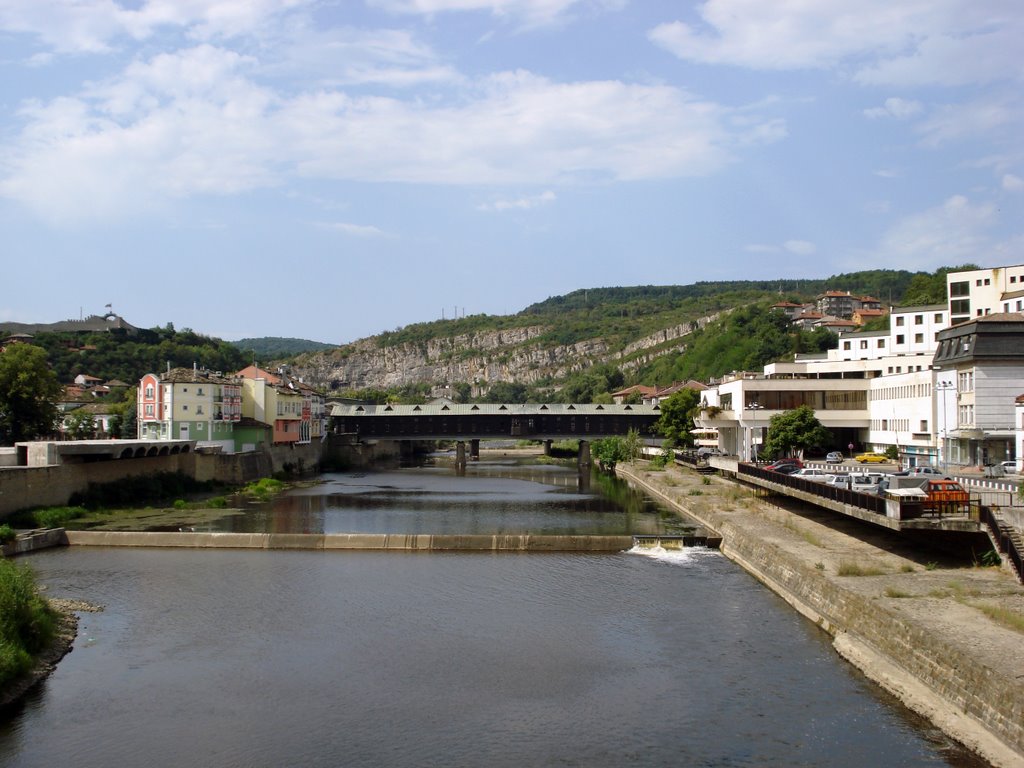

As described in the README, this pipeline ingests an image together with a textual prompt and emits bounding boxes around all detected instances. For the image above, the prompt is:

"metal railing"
[738,463,887,515]
[978,507,1023,583]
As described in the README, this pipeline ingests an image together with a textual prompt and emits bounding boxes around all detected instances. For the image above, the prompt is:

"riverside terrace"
[696,456,1022,581]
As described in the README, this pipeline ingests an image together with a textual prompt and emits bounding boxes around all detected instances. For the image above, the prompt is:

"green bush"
[11,506,87,529]
[0,524,15,544]
[0,559,57,688]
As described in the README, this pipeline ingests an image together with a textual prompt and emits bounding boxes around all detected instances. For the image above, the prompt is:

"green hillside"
[229,337,335,361]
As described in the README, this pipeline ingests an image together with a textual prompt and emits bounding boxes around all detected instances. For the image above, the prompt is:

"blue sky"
[1,1,1021,344]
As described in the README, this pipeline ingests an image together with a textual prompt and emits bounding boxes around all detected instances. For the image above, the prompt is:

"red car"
[765,458,804,472]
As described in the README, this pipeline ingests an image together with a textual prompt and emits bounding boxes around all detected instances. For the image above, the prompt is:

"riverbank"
[0,598,100,711]
[616,461,1024,768]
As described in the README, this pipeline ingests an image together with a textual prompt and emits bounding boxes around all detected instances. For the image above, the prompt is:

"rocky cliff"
[294,313,723,392]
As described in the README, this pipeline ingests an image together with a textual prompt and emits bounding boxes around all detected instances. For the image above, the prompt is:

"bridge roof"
[329,403,661,418]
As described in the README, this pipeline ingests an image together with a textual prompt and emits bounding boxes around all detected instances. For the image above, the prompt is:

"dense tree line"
[230,337,334,360]
[31,325,248,386]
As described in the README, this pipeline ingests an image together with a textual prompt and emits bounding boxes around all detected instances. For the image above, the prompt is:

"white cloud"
[317,221,391,238]
[367,0,620,27]
[783,239,815,255]
[915,94,1020,147]
[863,97,922,120]
[1,53,782,222]
[743,244,779,253]
[478,189,556,211]
[0,0,312,54]
[649,1,1024,87]
[1003,173,1024,192]
[872,194,997,269]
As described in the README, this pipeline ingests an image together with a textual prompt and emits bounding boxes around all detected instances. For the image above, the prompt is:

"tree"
[655,388,702,447]
[761,405,832,460]
[65,408,97,440]
[0,344,63,445]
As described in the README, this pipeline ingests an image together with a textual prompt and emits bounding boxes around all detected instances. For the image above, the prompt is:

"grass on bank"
[0,559,57,690]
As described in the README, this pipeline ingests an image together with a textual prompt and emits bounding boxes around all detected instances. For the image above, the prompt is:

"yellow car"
[855,452,888,463]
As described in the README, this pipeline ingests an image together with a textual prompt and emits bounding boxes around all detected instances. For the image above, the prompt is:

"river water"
[0,458,984,767]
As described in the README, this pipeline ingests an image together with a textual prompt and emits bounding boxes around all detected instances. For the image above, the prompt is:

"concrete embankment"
[64,530,637,552]
[617,464,1024,768]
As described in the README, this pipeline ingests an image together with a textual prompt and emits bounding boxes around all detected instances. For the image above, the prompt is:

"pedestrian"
[848,442,854,458]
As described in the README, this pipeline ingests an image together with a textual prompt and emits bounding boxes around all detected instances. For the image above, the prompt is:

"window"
[196,406,204,415]
[950,281,969,297]
[182,405,188,411]
[145,405,154,416]
[914,333,924,344]
[843,341,851,350]
[145,385,154,399]
[896,334,905,344]
[914,314,923,324]
[895,316,905,326]
[984,278,991,286]
[877,339,885,348]
[859,340,868,349]
[934,313,943,323]
[1011,276,1018,284]
[950,299,970,315]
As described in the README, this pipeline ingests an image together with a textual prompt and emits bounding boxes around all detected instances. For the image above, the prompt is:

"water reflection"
[206,459,693,537]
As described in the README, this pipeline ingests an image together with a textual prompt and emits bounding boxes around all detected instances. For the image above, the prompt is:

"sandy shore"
[617,460,1024,768]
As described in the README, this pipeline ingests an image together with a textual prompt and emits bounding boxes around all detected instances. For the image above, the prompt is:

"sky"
[1,1,1022,345]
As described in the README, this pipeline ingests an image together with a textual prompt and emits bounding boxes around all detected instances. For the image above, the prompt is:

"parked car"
[697,447,723,458]
[849,473,886,492]
[906,467,949,477]
[855,452,889,464]
[825,451,844,464]
[824,473,851,488]
[791,468,831,482]
[771,464,802,475]
[764,458,803,471]
[1000,460,1019,474]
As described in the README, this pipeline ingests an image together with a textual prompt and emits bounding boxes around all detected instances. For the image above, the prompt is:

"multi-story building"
[946,263,1024,325]
[137,368,242,450]
[932,313,1024,467]
[236,365,307,445]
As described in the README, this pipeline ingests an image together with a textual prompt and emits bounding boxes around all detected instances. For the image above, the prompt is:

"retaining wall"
[0,440,328,519]
[618,467,1024,767]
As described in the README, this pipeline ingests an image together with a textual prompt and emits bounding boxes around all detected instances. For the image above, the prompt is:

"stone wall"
[0,440,332,518]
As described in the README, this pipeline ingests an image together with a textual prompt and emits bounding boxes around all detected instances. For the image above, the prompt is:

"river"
[0,457,985,767]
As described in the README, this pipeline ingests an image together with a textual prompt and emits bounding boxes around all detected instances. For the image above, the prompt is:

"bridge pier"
[577,440,591,469]
[470,439,480,461]
[543,439,553,456]
[455,441,467,472]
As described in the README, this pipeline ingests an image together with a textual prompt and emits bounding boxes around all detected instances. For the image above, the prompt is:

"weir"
[632,533,722,550]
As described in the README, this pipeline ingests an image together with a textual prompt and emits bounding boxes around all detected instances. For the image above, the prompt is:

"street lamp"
[745,401,765,463]
[936,380,955,472]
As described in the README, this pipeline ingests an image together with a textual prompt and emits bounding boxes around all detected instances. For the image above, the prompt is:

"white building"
[695,266,1023,469]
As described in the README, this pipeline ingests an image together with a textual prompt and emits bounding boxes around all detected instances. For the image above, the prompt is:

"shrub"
[0,524,15,544]
[11,506,87,529]
[0,559,57,688]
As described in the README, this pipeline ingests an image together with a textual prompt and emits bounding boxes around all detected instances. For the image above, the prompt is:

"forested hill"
[292,267,957,398]
[229,337,334,360]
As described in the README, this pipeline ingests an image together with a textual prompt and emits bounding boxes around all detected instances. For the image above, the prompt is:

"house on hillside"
[610,385,657,404]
